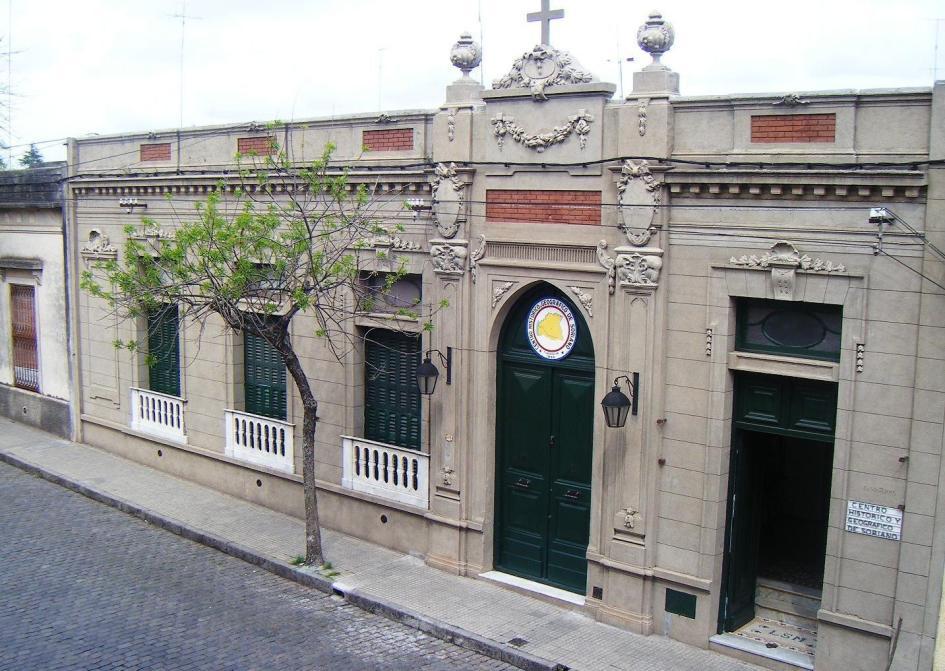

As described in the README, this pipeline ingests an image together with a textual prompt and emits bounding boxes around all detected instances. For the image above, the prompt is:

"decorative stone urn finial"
[450,32,482,79]
[636,10,675,69]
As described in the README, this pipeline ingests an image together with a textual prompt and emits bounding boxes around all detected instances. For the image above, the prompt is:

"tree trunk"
[281,343,324,566]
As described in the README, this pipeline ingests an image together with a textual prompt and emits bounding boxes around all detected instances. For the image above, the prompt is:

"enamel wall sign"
[527,298,577,360]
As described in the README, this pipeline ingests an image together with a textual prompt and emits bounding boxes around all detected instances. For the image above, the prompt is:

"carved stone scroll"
[596,240,616,295]
[469,234,486,283]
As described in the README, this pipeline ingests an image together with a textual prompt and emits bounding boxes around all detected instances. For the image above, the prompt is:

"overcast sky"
[3,0,944,164]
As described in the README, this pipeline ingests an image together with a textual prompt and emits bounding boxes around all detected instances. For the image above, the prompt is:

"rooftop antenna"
[169,1,202,128]
[607,34,635,99]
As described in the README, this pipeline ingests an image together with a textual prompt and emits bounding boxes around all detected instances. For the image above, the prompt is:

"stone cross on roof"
[527,0,564,46]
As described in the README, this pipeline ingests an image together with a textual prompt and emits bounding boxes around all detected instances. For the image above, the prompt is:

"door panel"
[497,364,551,578]
[547,371,593,592]
[721,430,762,632]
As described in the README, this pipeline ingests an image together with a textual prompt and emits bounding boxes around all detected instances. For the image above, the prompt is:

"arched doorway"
[494,284,595,594]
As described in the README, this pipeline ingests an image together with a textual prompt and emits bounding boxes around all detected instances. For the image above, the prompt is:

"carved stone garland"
[492,45,594,101]
[616,159,662,246]
[491,110,593,153]
[429,163,466,239]
[446,108,457,142]
[730,240,846,301]
[638,98,649,136]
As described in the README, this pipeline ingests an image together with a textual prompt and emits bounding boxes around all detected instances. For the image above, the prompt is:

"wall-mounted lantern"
[416,347,452,395]
[601,373,639,428]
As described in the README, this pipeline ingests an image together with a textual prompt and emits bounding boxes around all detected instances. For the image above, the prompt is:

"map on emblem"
[527,298,577,360]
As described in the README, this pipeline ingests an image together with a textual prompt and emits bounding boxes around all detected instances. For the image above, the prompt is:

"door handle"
[514,478,530,489]
[565,489,580,500]
[548,435,556,449]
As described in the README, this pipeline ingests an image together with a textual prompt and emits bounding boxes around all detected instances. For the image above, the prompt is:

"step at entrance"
[755,578,821,623]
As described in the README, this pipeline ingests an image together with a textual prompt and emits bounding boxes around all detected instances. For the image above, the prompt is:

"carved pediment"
[492,45,594,100]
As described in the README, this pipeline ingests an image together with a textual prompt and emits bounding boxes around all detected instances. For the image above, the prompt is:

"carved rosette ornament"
[492,45,594,100]
[637,11,675,67]
[730,240,846,301]
[617,159,662,246]
[491,110,593,153]
[450,32,482,79]
[430,241,468,274]
[429,163,466,239]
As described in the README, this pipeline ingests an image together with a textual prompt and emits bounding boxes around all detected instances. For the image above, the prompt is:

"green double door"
[495,287,594,594]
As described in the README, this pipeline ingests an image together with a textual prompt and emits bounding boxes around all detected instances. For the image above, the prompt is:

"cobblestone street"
[0,462,516,671]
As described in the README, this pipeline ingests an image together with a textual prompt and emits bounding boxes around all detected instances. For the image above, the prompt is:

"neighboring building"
[0,162,72,438]
[65,11,944,671]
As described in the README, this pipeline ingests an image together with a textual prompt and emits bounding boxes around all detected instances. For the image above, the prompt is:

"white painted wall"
[0,208,70,401]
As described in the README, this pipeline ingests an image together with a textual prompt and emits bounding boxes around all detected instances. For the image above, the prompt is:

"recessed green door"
[495,286,594,594]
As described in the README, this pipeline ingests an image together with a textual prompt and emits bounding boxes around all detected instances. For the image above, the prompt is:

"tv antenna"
[169,1,202,128]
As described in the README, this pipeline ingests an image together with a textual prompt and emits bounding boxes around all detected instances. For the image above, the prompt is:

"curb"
[0,450,568,671]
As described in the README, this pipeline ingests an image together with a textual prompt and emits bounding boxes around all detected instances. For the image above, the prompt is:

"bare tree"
[82,142,427,566]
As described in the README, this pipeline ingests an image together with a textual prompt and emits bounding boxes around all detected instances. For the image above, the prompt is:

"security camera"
[869,207,894,224]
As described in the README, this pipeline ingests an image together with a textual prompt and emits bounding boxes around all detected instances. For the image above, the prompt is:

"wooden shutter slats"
[364,330,421,450]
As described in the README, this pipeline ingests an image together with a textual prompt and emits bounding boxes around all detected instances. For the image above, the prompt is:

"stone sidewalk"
[0,417,760,671]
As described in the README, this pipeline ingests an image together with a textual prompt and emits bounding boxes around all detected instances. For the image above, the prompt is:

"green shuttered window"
[245,329,287,421]
[364,330,421,450]
[147,304,181,397]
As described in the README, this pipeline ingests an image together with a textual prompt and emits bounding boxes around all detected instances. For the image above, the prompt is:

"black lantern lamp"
[415,347,452,395]
[601,373,639,428]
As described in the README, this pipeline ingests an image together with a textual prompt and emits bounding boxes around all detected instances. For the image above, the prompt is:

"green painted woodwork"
[147,304,180,397]
[364,329,421,451]
[734,372,837,439]
[736,298,842,361]
[495,285,594,594]
[244,328,286,421]
[720,371,837,633]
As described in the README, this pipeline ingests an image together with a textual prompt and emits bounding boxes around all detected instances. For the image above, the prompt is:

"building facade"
[66,12,944,671]
[0,162,73,438]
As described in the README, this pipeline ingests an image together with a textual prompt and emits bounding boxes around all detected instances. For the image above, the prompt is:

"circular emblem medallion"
[526,298,577,360]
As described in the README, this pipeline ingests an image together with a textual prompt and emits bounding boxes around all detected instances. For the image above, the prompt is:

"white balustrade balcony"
[225,409,295,474]
[130,387,187,443]
[341,435,429,509]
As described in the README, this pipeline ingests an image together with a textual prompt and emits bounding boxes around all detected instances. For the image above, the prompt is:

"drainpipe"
[63,138,82,442]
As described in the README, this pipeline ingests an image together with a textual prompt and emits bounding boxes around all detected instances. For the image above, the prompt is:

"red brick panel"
[140,143,171,162]
[751,113,836,143]
[486,190,601,225]
[362,128,414,152]
[237,136,276,155]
